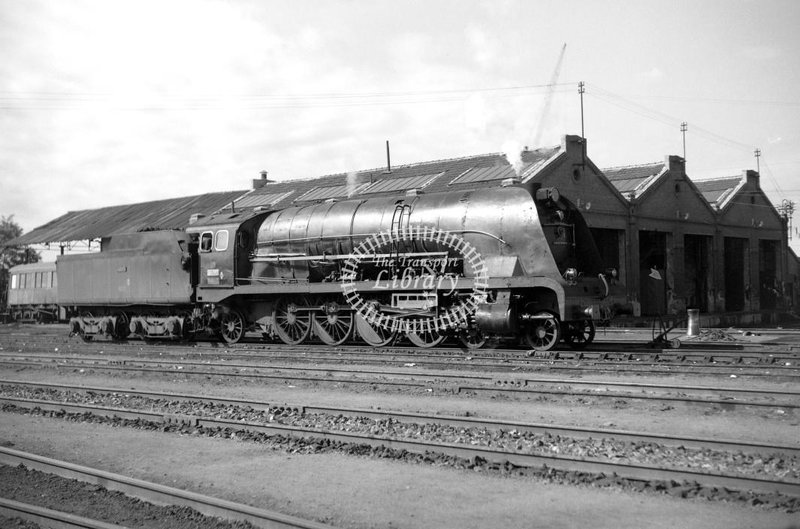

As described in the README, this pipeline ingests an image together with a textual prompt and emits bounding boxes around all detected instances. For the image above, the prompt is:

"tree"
[1,215,41,312]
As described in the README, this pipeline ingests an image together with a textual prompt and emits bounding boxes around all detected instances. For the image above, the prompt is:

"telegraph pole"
[680,122,688,161]
[780,199,795,240]
[754,148,761,174]
[578,81,586,168]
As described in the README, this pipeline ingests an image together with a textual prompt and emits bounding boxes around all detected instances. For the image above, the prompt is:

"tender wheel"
[112,312,130,341]
[405,318,446,348]
[273,297,312,345]
[313,301,354,346]
[524,312,561,351]
[566,319,595,349]
[219,309,246,344]
[355,313,397,347]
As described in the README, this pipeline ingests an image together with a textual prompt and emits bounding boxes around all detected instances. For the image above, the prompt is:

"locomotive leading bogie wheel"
[312,302,354,346]
[354,313,397,347]
[273,297,312,345]
[219,309,246,344]
[524,312,561,351]
[566,319,595,349]
[405,318,446,348]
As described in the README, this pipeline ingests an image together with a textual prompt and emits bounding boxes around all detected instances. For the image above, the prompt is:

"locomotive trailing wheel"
[313,301,354,346]
[566,319,595,349]
[219,309,246,344]
[458,325,488,350]
[273,297,312,345]
[354,313,397,347]
[405,318,446,348]
[524,312,561,351]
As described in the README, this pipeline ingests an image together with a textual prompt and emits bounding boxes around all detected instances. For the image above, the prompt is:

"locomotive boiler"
[64,182,622,350]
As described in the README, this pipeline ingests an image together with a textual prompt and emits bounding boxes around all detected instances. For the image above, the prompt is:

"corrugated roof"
[7,190,247,246]
[7,145,563,247]
[693,176,742,206]
[604,162,665,198]
[234,146,561,212]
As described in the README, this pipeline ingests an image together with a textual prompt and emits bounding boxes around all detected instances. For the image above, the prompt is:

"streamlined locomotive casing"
[253,186,564,280]
[247,185,615,331]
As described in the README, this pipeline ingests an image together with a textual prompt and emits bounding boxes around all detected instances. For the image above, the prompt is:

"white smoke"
[346,171,359,197]
[501,139,525,176]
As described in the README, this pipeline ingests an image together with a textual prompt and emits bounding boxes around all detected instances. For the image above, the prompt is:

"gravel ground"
[0,465,257,529]
[2,384,797,484]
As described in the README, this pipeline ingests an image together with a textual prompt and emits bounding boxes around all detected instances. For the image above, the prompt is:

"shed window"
[10,274,17,289]
[200,232,213,252]
[214,230,229,252]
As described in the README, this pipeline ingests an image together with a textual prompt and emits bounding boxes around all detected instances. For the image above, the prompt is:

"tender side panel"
[57,231,192,306]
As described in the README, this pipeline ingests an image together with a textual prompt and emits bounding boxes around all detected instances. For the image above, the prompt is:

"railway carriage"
[62,181,624,350]
[5,262,60,323]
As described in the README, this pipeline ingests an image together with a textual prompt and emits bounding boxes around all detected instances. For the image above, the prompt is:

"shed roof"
[693,176,742,208]
[226,146,561,213]
[603,162,665,199]
[7,190,247,246]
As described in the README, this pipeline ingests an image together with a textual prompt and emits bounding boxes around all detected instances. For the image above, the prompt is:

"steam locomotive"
[52,183,621,350]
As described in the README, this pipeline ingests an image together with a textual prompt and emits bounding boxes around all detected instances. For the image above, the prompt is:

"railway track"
[1,354,797,411]
[1,381,798,502]
[0,447,332,529]
[3,345,799,382]
[3,328,800,367]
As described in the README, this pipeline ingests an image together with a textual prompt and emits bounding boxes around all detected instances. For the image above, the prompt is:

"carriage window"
[200,232,213,252]
[51,271,57,288]
[10,274,17,289]
[43,272,51,289]
[214,230,229,251]
[35,272,41,288]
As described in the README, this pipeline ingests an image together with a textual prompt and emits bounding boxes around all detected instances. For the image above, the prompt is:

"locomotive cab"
[187,210,269,304]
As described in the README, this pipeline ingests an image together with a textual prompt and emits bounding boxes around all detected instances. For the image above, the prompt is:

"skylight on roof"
[234,191,294,208]
[295,183,368,202]
[448,165,516,185]
[362,172,442,194]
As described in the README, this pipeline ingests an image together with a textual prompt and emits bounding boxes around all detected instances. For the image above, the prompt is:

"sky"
[2,0,800,257]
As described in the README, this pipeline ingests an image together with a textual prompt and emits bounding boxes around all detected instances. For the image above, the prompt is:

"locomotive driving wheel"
[354,313,397,347]
[565,319,595,349]
[273,297,312,345]
[313,300,354,346]
[524,311,561,351]
[219,309,246,344]
[405,318,446,348]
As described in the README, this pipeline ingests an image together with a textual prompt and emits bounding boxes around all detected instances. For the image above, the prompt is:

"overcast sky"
[2,0,799,254]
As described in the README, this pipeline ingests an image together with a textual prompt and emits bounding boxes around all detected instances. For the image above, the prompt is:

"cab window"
[200,232,213,252]
[214,230,229,251]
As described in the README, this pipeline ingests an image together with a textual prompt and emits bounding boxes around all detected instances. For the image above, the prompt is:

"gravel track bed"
[0,465,258,529]
[2,384,798,484]
[2,403,798,513]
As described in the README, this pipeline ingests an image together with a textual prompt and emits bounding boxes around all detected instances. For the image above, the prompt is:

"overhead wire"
[0,83,576,111]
